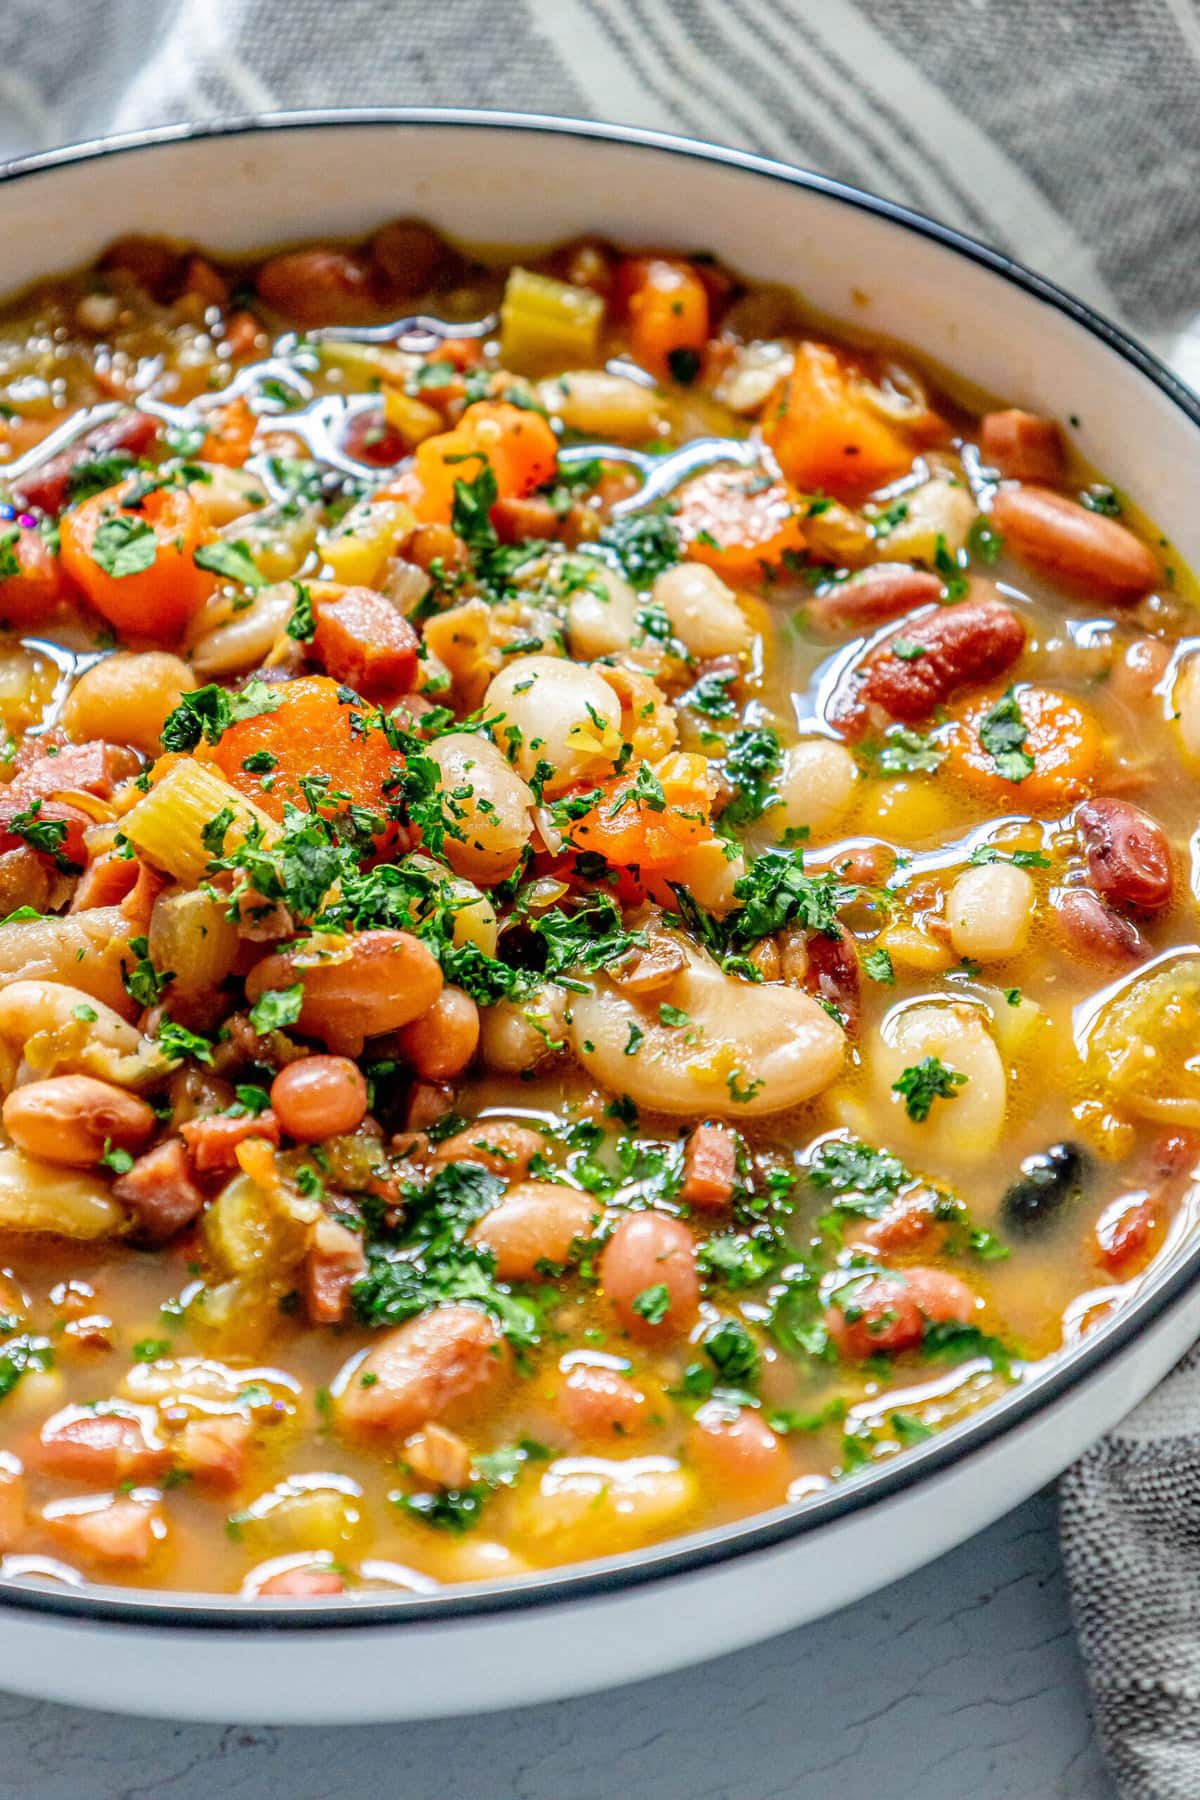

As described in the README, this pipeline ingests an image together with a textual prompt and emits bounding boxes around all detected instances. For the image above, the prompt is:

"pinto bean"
[269,1056,368,1142]
[468,1181,595,1280]
[335,1303,511,1436]
[979,410,1064,483]
[370,219,448,295]
[810,562,943,629]
[1053,887,1147,967]
[559,1364,648,1440]
[1075,797,1173,914]
[245,930,443,1057]
[396,986,480,1082]
[429,1120,545,1178]
[826,1266,974,1359]
[2,1076,155,1168]
[600,1212,700,1342]
[835,599,1025,730]
[991,485,1160,601]
[689,1405,790,1502]
[112,1138,205,1244]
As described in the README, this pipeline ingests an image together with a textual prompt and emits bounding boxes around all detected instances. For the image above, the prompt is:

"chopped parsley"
[893,1055,967,1123]
[598,509,681,585]
[160,679,282,752]
[89,514,157,578]
[631,1283,671,1325]
[194,539,266,589]
[248,984,304,1035]
[978,687,1034,783]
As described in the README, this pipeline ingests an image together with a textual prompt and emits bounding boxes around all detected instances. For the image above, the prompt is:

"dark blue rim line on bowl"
[0,108,1196,1632]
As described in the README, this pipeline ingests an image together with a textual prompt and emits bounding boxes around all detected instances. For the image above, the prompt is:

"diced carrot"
[679,1122,738,1211]
[944,683,1100,810]
[567,752,714,871]
[0,521,75,626]
[200,397,257,467]
[312,587,419,696]
[59,478,216,638]
[673,465,805,581]
[615,257,710,380]
[382,400,558,526]
[208,674,402,823]
[763,341,914,500]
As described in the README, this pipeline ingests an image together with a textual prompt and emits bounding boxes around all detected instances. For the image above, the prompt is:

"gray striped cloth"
[6,3,1200,1791]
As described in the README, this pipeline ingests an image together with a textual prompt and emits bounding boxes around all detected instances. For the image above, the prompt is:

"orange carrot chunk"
[674,464,805,581]
[763,341,914,501]
[59,479,216,638]
[616,256,711,381]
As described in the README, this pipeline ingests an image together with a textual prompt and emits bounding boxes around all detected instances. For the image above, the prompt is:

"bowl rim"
[0,104,1197,1634]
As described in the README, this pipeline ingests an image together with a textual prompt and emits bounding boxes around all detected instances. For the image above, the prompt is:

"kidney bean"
[991,485,1160,601]
[370,219,449,296]
[560,1365,648,1441]
[1075,797,1173,914]
[1110,636,1171,703]
[835,598,1025,730]
[1052,887,1147,968]
[13,408,159,515]
[979,410,1064,483]
[255,247,378,326]
[341,411,406,467]
[1149,1129,1200,1181]
[809,562,943,629]
[99,236,184,298]
[336,1303,511,1436]
[1094,1193,1157,1273]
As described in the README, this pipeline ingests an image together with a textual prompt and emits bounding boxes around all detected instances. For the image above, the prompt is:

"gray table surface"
[0,1488,1111,1800]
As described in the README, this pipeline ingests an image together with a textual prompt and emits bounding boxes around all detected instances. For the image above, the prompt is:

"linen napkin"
[4,4,1200,1791]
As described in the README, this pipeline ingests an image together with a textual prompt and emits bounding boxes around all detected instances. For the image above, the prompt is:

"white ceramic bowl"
[1,110,1198,1725]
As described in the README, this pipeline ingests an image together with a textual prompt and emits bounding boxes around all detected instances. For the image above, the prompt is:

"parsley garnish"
[90,515,157,578]
[632,1283,671,1325]
[978,686,1034,783]
[194,539,266,589]
[248,984,304,1035]
[893,1055,967,1122]
[160,679,282,751]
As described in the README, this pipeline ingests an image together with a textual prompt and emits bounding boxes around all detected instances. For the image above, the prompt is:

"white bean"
[189,464,269,527]
[187,584,294,678]
[774,739,858,841]
[871,1000,1007,1164]
[515,1456,696,1560]
[485,655,622,794]
[479,984,569,1074]
[652,563,752,658]
[876,473,976,562]
[536,370,662,443]
[0,1145,125,1238]
[0,980,166,1091]
[569,939,844,1117]
[562,560,639,660]
[946,862,1035,961]
[662,837,745,912]
[1174,653,1200,767]
[426,732,535,885]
